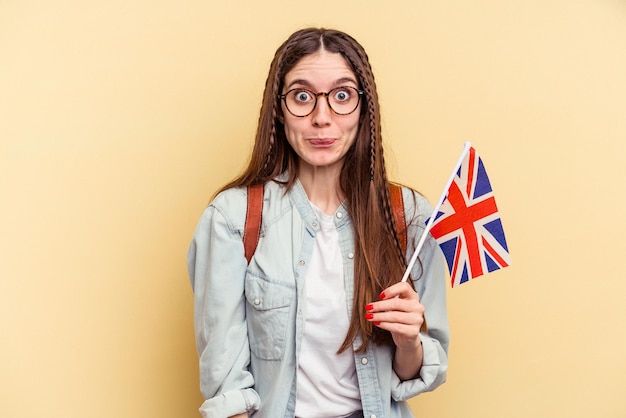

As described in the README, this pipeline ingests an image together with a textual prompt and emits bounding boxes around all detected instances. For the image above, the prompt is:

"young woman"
[187,28,449,418]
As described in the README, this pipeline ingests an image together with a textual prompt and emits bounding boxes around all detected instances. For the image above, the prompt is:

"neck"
[298,165,344,215]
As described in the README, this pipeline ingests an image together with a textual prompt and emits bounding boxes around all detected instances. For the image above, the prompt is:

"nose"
[311,94,332,127]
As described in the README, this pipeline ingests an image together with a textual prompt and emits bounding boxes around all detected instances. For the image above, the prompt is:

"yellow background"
[2,1,625,417]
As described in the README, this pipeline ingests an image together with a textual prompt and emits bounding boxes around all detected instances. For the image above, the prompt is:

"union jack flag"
[429,146,511,287]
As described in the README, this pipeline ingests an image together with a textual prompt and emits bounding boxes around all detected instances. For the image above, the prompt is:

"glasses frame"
[279,86,364,118]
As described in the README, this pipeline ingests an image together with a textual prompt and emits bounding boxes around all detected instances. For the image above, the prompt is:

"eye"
[332,88,352,102]
[292,89,313,103]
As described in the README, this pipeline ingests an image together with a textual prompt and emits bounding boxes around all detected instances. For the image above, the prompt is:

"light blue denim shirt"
[187,177,449,418]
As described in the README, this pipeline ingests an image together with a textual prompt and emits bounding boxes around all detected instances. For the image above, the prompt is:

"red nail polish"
[379,292,386,300]
[365,304,374,311]
[374,321,381,326]
[365,313,374,320]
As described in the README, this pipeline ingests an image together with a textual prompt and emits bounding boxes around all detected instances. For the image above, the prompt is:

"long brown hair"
[219,28,410,352]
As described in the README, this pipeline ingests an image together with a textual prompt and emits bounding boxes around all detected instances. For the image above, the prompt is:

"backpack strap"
[389,183,407,254]
[243,184,264,264]
[243,183,407,264]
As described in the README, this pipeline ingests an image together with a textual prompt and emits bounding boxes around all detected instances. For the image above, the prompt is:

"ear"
[277,107,285,124]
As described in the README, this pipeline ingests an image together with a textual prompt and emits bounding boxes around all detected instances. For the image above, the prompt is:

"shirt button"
[336,211,343,219]
[299,260,305,266]
[312,221,318,228]
[370,415,377,418]
[361,357,368,365]
[254,298,260,305]
[348,252,354,259]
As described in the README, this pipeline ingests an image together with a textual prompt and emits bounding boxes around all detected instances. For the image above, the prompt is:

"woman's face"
[281,50,361,176]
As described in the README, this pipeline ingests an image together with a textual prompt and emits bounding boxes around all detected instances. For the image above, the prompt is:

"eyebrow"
[284,77,359,91]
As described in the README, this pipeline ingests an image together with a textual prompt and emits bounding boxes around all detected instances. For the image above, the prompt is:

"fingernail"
[379,292,386,300]
[374,321,381,326]
[365,304,374,311]
[365,313,374,320]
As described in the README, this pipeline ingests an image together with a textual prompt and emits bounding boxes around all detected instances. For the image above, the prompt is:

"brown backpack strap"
[243,184,264,264]
[389,183,407,254]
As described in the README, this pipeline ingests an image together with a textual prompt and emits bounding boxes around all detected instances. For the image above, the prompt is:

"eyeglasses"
[279,86,364,117]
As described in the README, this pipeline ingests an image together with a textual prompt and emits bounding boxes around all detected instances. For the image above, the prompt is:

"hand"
[365,281,424,350]
[365,281,425,379]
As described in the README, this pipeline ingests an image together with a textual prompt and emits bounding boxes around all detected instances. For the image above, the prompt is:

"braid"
[261,38,299,180]
[262,75,280,176]
[368,92,377,180]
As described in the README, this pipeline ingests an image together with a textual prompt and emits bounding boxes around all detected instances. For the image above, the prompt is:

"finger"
[367,310,424,327]
[374,321,422,337]
[368,294,424,315]
[379,281,419,301]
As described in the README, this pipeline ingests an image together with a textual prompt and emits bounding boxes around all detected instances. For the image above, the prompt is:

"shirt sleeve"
[390,189,450,401]
[187,199,261,417]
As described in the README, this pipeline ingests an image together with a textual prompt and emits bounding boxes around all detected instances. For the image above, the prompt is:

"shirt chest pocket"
[245,274,294,360]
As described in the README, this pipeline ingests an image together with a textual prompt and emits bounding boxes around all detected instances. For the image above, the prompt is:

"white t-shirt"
[295,204,362,418]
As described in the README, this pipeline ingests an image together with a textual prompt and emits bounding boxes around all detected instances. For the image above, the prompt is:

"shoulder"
[211,186,248,217]
[209,181,291,228]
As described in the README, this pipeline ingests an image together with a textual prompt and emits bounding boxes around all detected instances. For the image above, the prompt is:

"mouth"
[309,138,335,147]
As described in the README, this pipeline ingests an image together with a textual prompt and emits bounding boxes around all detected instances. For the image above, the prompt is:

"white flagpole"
[401,141,473,282]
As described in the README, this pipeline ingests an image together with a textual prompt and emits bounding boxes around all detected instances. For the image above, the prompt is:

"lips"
[309,138,335,146]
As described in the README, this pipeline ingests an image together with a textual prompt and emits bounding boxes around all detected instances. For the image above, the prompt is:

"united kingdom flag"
[429,146,511,287]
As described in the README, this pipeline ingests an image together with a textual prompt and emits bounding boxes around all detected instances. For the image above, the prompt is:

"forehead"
[284,51,357,87]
